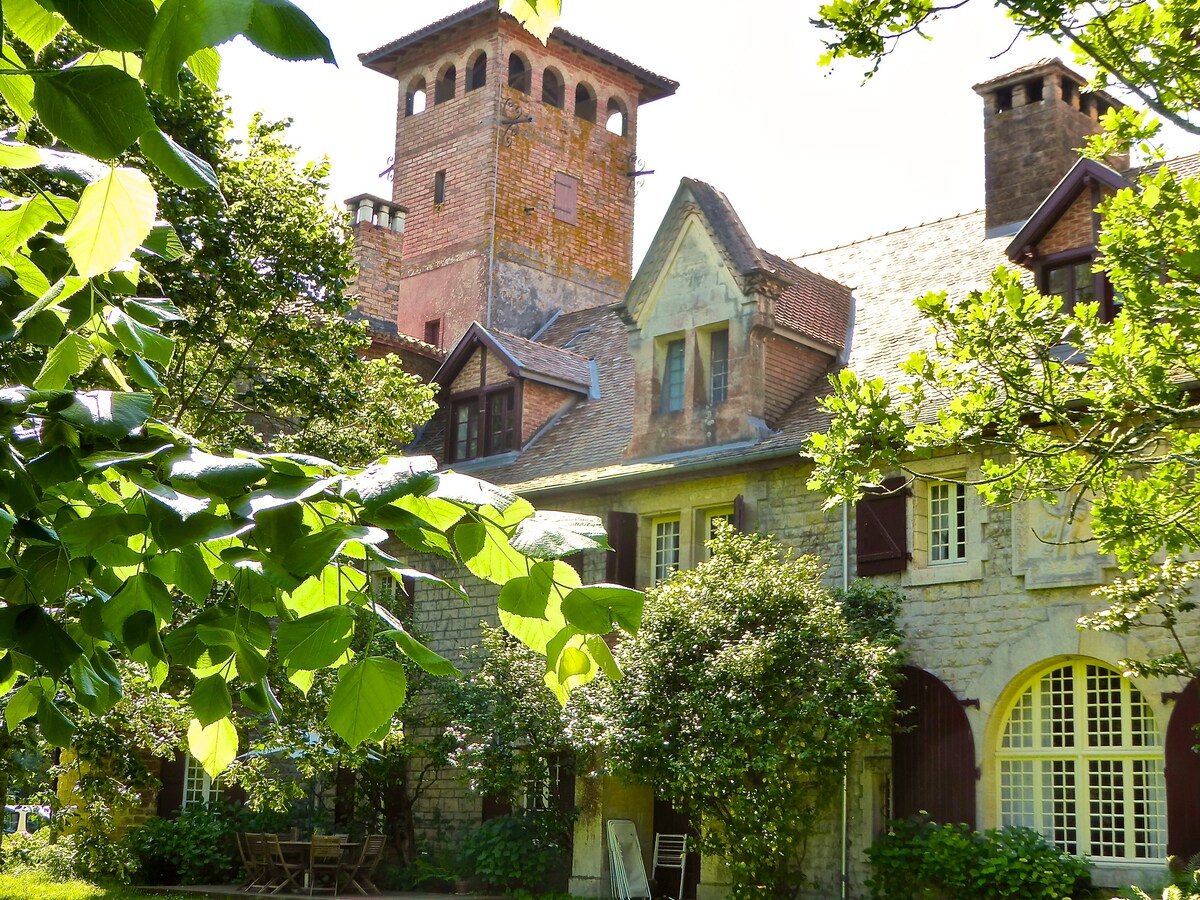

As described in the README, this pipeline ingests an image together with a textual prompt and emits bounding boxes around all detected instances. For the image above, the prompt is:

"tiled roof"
[763,252,853,350]
[488,328,593,391]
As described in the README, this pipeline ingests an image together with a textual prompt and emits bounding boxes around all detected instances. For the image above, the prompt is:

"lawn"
[0,873,193,900]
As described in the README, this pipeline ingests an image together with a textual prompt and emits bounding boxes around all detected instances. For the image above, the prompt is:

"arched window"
[605,98,626,136]
[467,51,487,91]
[405,77,427,116]
[996,659,1165,861]
[507,53,530,94]
[542,67,564,109]
[435,64,456,104]
[574,82,596,122]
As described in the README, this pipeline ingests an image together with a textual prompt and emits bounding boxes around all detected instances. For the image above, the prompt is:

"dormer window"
[709,328,729,405]
[451,399,479,461]
[661,339,685,413]
[1042,256,1095,315]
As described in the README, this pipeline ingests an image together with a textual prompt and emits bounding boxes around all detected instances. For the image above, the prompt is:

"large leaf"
[64,167,158,277]
[276,606,356,670]
[147,547,213,602]
[142,0,253,99]
[0,195,57,254]
[185,47,221,90]
[168,447,266,495]
[34,68,154,160]
[191,674,232,727]
[56,390,153,440]
[6,0,66,54]
[245,0,334,63]
[138,129,220,191]
[54,0,157,51]
[14,606,83,679]
[281,525,386,577]
[187,716,238,777]
[69,655,117,716]
[0,140,43,169]
[383,626,460,678]
[106,307,174,366]
[0,46,34,123]
[561,584,644,635]
[102,572,174,634]
[286,565,367,617]
[326,656,407,747]
[4,678,52,730]
[59,506,148,557]
[341,455,437,509]
[496,560,576,654]
[37,696,76,748]
[454,519,530,584]
[34,333,95,390]
[510,510,609,558]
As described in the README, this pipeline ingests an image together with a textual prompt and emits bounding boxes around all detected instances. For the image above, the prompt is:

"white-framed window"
[996,660,1165,861]
[929,481,967,563]
[183,753,223,809]
[652,517,681,584]
[704,506,734,559]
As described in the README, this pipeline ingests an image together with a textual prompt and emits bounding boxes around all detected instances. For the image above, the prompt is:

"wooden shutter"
[565,552,586,579]
[732,495,747,532]
[157,752,186,819]
[891,666,976,828]
[482,795,510,822]
[856,476,910,575]
[553,173,578,225]
[1167,679,1200,860]
[606,511,638,587]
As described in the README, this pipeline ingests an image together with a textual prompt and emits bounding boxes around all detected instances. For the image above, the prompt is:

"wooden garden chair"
[260,832,304,895]
[307,835,344,896]
[339,833,386,895]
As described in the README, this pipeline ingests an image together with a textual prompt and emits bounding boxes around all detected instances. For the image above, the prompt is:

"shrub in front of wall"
[462,812,568,895]
[866,818,1091,900]
[125,803,242,885]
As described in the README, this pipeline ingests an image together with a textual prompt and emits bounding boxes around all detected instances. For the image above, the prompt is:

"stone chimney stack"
[974,59,1128,236]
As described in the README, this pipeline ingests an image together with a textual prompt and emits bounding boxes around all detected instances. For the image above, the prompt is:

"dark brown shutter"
[482,795,509,821]
[1167,679,1200,860]
[892,666,976,828]
[554,753,576,817]
[606,511,638,587]
[553,173,578,225]
[732,495,747,532]
[856,476,910,575]
[223,782,247,808]
[157,752,186,819]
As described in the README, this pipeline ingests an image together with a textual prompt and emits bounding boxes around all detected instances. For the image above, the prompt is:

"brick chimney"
[974,59,1127,236]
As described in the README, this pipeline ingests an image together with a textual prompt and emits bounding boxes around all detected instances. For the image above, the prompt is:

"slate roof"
[487,328,593,392]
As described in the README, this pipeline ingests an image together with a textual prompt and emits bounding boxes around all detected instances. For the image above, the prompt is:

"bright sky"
[218,0,1200,266]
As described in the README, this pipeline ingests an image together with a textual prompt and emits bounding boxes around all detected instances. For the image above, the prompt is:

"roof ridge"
[760,249,851,294]
[791,209,984,259]
[488,326,594,362]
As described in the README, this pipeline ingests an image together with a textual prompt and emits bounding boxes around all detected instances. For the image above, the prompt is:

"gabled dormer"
[1006,157,1132,321]
[623,178,852,459]
[431,322,595,464]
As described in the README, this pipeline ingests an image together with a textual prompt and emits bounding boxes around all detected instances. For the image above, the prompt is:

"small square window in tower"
[553,173,578,225]
[661,339,685,413]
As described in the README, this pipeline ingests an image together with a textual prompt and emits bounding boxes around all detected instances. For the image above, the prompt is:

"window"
[467,52,487,91]
[507,53,530,94]
[605,98,626,136]
[704,506,734,559]
[542,68,564,108]
[652,517,680,584]
[405,77,427,116]
[574,82,596,122]
[183,754,223,809]
[1042,257,1095,315]
[435,65,456,104]
[449,388,516,462]
[997,660,1165,861]
[929,481,966,563]
[434,170,446,206]
[553,173,578,225]
[709,328,729,405]
[450,399,478,461]
[661,339,685,413]
[424,318,442,347]
[487,389,516,454]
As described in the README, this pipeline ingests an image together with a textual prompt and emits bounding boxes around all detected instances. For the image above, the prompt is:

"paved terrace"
[146,887,504,900]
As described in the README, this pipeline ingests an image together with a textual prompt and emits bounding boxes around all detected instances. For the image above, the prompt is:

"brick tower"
[348,2,677,369]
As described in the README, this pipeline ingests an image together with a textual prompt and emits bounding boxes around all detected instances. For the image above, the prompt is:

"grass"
[0,873,194,900]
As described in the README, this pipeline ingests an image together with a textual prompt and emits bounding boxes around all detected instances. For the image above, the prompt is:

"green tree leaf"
[64,166,158,277]
[561,584,643,635]
[245,0,335,63]
[326,656,407,747]
[383,626,460,678]
[0,46,35,124]
[53,0,157,52]
[33,67,154,160]
[276,605,356,670]
[15,605,84,678]
[4,679,50,730]
[6,0,66,54]
[454,519,531,584]
[510,510,608,558]
[286,564,367,617]
[191,673,233,726]
[142,0,253,99]
[187,716,238,777]
[37,695,76,748]
[56,390,153,440]
[185,47,221,89]
[33,333,95,390]
[59,507,148,557]
[138,128,220,191]
[0,195,59,255]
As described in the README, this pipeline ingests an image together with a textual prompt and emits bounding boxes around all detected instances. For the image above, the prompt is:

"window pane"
[488,390,515,454]
[662,340,685,413]
[1072,260,1095,304]
[710,329,729,405]
[453,401,478,461]
[653,519,680,583]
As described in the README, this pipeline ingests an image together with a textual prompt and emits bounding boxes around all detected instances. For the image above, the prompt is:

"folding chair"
[652,833,689,900]
[260,832,304,895]
[606,819,651,900]
[308,835,344,896]
[340,833,386,895]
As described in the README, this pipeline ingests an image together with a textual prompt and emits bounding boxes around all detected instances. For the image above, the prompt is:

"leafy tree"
[0,0,637,828]
[807,1,1200,684]
[578,528,903,900]
[813,0,1200,135]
